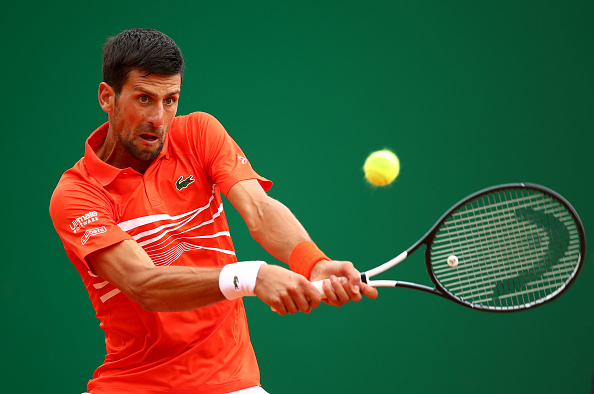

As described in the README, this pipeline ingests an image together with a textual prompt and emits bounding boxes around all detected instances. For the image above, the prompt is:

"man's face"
[111,69,181,163]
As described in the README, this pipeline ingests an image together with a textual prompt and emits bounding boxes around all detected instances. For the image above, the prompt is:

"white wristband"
[219,261,267,300]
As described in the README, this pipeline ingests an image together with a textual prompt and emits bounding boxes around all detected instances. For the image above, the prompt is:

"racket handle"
[311,279,329,299]
[271,276,363,312]
[311,275,365,299]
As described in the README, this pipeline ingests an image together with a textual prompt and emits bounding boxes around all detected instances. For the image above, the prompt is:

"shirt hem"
[87,376,261,394]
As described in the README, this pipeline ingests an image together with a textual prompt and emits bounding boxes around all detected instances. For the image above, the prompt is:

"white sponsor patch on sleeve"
[81,226,107,245]
[70,211,99,233]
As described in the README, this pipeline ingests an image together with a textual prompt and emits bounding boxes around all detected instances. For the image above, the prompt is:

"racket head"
[420,183,586,312]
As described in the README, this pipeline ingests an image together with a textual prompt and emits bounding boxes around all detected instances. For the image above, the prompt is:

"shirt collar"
[84,122,171,186]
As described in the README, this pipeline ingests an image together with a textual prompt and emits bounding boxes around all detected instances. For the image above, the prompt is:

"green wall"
[2,1,593,393]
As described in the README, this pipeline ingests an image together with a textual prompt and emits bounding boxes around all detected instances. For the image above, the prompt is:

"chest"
[102,155,234,267]
[105,155,223,226]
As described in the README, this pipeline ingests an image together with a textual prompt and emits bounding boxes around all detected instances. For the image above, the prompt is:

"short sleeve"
[49,177,132,270]
[186,112,272,196]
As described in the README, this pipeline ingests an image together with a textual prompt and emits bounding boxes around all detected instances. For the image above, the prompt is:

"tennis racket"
[314,183,586,312]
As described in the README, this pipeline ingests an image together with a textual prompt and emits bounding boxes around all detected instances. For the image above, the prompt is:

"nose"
[147,103,164,127]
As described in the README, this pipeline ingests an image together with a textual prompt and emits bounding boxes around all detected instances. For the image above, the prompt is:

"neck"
[95,127,152,174]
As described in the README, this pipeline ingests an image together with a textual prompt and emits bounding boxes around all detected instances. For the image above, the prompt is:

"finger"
[361,283,379,299]
[347,287,363,302]
[348,275,362,298]
[322,276,342,306]
[304,283,323,309]
[343,275,363,302]
[339,263,364,299]
[293,293,312,313]
[339,277,362,302]
[285,279,317,313]
[329,276,350,305]
[271,302,287,315]
[280,292,299,315]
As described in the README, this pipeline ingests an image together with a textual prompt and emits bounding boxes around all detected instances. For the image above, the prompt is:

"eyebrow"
[134,87,181,98]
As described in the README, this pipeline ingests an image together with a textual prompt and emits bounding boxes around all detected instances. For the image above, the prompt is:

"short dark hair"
[102,28,185,95]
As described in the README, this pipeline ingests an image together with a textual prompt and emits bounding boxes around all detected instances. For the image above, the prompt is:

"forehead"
[124,69,182,94]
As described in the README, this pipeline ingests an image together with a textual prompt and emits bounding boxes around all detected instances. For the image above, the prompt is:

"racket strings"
[430,188,581,311]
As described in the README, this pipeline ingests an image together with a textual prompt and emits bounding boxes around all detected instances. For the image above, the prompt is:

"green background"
[2,1,593,393]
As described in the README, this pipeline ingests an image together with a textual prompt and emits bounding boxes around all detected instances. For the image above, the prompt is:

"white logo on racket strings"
[70,211,99,233]
[447,255,459,268]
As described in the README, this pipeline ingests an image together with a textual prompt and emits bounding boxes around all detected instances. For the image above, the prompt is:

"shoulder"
[49,161,113,221]
[51,160,100,198]
[169,112,229,153]
[171,111,219,133]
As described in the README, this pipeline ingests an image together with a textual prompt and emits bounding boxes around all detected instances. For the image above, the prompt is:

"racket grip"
[312,272,371,298]
[311,279,329,299]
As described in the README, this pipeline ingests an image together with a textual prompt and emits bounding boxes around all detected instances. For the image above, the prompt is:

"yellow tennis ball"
[363,150,400,186]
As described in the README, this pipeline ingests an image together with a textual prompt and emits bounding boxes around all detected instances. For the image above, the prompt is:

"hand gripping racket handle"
[312,279,329,298]
[310,272,369,299]
[270,279,330,312]
[310,251,409,298]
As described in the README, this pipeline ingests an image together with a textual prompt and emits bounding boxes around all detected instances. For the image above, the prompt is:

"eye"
[138,95,150,104]
[164,97,176,105]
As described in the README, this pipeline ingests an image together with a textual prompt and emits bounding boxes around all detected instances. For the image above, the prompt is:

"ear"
[98,82,116,113]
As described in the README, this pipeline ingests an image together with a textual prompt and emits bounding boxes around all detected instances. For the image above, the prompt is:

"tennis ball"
[363,149,400,186]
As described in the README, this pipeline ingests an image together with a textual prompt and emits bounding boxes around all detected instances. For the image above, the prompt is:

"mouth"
[138,133,160,143]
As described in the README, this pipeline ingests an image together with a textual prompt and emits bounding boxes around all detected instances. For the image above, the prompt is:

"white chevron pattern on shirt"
[117,191,235,266]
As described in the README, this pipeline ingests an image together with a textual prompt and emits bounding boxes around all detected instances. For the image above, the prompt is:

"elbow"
[124,267,174,312]
[138,297,160,312]
[243,200,268,237]
[128,283,162,312]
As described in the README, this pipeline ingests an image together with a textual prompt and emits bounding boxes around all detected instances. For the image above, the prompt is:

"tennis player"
[49,28,377,394]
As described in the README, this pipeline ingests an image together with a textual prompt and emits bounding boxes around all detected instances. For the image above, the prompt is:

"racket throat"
[360,272,369,284]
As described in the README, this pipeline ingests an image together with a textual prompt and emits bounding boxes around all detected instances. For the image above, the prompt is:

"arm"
[87,238,321,315]
[87,179,376,315]
[226,179,378,308]
[226,179,310,262]
[86,239,225,312]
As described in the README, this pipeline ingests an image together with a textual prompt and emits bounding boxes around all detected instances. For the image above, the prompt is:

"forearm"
[247,196,311,263]
[228,179,311,264]
[238,193,379,304]
[87,240,226,312]
[129,265,225,312]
